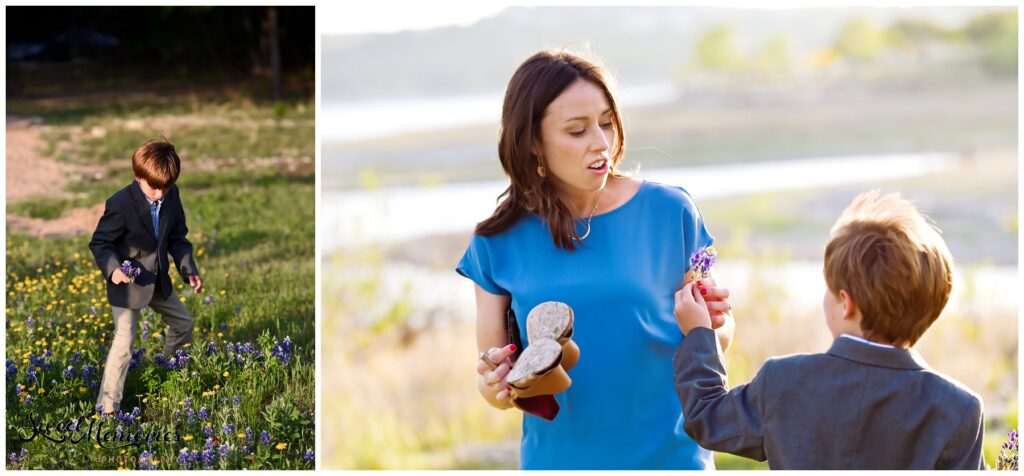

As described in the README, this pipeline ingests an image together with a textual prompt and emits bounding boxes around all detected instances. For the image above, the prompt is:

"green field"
[5,95,315,470]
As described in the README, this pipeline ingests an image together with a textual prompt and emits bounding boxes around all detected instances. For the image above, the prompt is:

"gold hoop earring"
[537,165,546,178]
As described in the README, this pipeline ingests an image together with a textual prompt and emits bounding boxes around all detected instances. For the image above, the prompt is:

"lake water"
[321,152,959,250]
[321,82,678,143]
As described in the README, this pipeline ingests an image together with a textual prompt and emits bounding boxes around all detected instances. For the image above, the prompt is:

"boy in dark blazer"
[89,138,203,414]
[673,190,985,469]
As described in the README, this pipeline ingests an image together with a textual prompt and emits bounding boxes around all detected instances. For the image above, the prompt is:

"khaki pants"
[96,291,193,414]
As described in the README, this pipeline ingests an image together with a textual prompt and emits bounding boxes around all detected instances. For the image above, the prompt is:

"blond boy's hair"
[132,137,180,190]
[824,190,953,347]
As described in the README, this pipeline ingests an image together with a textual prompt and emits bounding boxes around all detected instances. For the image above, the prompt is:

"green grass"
[6,98,314,470]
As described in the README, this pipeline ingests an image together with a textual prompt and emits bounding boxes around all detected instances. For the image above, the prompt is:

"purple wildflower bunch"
[688,245,718,281]
[997,429,1018,470]
[8,448,29,466]
[119,260,142,283]
[138,450,158,470]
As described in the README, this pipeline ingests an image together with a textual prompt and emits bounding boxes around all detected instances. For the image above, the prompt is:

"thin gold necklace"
[574,186,606,242]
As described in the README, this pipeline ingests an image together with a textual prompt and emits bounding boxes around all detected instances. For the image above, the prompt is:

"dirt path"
[6,116,104,238]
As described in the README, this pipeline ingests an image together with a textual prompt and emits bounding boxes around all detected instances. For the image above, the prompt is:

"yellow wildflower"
[276,442,287,450]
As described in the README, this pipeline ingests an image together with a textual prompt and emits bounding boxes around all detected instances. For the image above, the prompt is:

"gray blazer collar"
[826,336,931,370]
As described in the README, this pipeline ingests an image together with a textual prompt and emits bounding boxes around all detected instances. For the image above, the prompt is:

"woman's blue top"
[456,180,716,469]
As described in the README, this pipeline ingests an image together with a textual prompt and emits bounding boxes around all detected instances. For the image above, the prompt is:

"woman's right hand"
[476,343,517,409]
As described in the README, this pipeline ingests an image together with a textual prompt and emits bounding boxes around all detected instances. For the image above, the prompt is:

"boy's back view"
[89,138,203,414]
[672,190,985,469]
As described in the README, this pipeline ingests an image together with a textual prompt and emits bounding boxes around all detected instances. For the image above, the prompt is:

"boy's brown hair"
[132,137,180,189]
[824,190,954,347]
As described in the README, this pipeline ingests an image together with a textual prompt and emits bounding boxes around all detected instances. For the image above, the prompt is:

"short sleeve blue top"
[456,180,716,469]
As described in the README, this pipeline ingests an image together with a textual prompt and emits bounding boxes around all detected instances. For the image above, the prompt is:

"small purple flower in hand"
[119,260,142,283]
[688,245,717,281]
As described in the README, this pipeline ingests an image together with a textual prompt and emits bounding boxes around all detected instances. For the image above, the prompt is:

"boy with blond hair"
[89,138,203,414]
[673,190,985,469]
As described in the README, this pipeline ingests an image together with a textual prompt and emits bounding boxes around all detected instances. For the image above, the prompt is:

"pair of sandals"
[504,301,579,421]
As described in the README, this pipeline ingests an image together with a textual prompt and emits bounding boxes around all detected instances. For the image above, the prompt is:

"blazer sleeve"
[89,198,126,282]
[938,396,986,470]
[168,191,199,282]
[674,327,768,461]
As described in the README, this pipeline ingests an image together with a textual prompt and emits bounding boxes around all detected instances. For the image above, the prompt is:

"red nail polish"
[700,289,707,295]
[509,344,517,352]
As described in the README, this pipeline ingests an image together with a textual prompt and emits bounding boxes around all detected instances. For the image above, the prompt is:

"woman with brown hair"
[456,50,734,469]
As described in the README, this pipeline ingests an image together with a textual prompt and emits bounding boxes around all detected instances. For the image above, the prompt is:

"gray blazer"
[89,181,199,309]
[674,327,986,470]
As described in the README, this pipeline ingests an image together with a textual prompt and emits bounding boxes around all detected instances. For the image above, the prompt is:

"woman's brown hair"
[475,49,627,250]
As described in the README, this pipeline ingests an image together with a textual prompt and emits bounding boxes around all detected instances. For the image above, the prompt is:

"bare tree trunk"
[267,6,282,100]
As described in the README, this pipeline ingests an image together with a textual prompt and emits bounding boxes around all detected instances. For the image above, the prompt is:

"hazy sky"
[320,3,508,35]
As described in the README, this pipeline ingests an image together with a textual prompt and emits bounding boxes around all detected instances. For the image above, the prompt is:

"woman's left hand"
[694,277,730,329]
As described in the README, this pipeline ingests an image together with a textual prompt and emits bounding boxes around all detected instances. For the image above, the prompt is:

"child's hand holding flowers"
[113,260,142,285]
[682,245,732,329]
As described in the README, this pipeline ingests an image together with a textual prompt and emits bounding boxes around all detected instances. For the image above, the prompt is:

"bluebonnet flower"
[177,448,191,469]
[63,365,75,379]
[226,342,236,354]
[8,448,29,465]
[245,427,254,442]
[26,316,35,328]
[203,295,215,305]
[241,445,249,454]
[95,403,104,413]
[259,431,270,445]
[270,338,292,364]
[141,321,150,341]
[186,408,195,424]
[43,349,51,359]
[199,407,209,420]
[26,369,37,385]
[138,450,158,470]
[998,428,1019,470]
[222,423,234,436]
[304,448,315,461]
[201,448,216,468]
[6,359,17,379]
[81,365,95,381]
[15,384,24,394]
[206,342,216,356]
[204,437,215,450]
[119,260,141,282]
[129,347,146,372]
[117,409,136,426]
[235,305,242,314]
[154,354,166,368]
[218,444,229,460]
[173,410,182,420]
[220,322,228,331]
[22,396,33,406]
[233,395,241,408]
[131,407,142,421]
[203,424,214,437]
[184,397,193,408]
[688,245,717,280]
[71,351,82,363]
[115,425,124,439]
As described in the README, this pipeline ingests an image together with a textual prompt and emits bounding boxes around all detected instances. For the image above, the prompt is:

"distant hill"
[323,5,1008,101]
